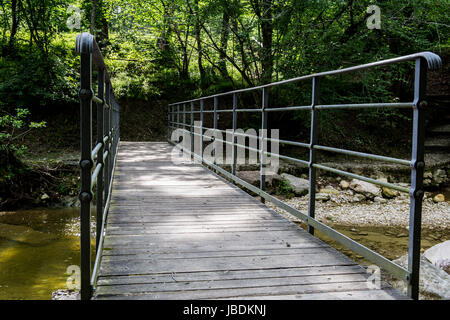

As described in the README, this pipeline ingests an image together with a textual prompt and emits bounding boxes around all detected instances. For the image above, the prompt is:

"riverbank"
[266,191,450,230]
[0,152,80,210]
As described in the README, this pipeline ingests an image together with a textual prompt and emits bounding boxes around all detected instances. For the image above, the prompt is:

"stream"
[0,206,448,300]
[0,208,95,300]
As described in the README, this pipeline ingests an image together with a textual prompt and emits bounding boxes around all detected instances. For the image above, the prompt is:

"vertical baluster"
[183,104,186,154]
[407,58,427,300]
[260,88,268,203]
[104,82,110,205]
[191,102,194,159]
[200,100,204,162]
[231,94,238,184]
[308,77,320,235]
[177,104,180,148]
[167,105,170,142]
[96,69,105,250]
[79,50,93,300]
[213,97,218,171]
[171,105,175,142]
[108,91,112,188]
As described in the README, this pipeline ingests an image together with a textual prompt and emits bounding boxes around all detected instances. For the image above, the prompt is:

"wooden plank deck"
[94,142,406,300]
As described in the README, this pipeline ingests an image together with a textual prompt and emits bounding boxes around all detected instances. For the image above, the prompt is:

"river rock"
[52,289,79,300]
[316,193,331,202]
[374,196,387,203]
[280,173,309,196]
[388,254,450,299]
[424,241,450,274]
[350,194,366,203]
[236,171,280,188]
[349,179,381,200]
[41,193,50,200]
[319,187,340,195]
[433,194,445,203]
[382,187,397,199]
[432,169,448,186]
[424,172,433,187]
[339,180,350,190]
[376,177,397,199]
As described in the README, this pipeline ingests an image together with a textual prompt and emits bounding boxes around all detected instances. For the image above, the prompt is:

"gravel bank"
[267,193,450,230]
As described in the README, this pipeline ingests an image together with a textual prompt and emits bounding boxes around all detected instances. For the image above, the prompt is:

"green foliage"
[0,108,46,179]
[274,177,294,199]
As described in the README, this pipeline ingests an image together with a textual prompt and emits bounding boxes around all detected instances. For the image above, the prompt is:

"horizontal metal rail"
[313,145,411,166]
[168,51,442,300]
[76,32,121,300]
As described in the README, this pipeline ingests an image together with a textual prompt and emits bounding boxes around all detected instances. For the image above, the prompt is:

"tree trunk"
[194,0,206,87]
[218,2,230,79]
[90,0,97,35]
[8,0,20,53]
[260,0,273,84]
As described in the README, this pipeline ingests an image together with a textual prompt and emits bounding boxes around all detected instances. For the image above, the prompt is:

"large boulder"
[236,171,280,188]
[424,240,450,274]
[349,179,381,200]
[280,173,309,196]
[388,254,450,299]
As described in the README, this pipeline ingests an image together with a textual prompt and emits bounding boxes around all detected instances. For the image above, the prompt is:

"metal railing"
[76,32,120,300]
[168,52,442,300]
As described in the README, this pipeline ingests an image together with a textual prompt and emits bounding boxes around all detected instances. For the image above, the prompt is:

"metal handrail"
[76,32,120,300]
[168,52,442,300]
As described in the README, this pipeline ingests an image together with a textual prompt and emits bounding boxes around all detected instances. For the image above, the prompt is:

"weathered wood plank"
[98,251,357,276]
[94,281,397,300]
[97,265,365,285]
[94,141,406,300]
[101,247,329,261]
[96,273,375,296]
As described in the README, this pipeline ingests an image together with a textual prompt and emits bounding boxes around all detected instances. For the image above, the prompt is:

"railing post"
[231,93,238,184]
[183,103,186,154]
[190,102,194,159]
[167,105,170,142]
[177,104,180,148]
[172,105,175,142]
[183,103,186,131]
[407,58,427,300]
[308,77,320,235]
[200,100,204,162]
[96,69,105,250]
[79,50,93,300]
[104,81,111,205]
[213,97,218,171]
[260,88,268,203]
[108,90,112,189]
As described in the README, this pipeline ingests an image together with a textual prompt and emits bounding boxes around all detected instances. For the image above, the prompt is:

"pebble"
[41,193,50,200]
[316,193,331,201]
[339,180,350,190]
[433,194,445,203]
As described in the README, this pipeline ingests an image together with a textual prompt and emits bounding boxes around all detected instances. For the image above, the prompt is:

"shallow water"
[0,207,449,300]
[312,224,450,266]
[0,208,95,300]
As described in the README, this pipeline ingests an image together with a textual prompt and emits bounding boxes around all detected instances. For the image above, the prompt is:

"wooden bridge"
[75,32,443,300]
[93,142,405,300]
